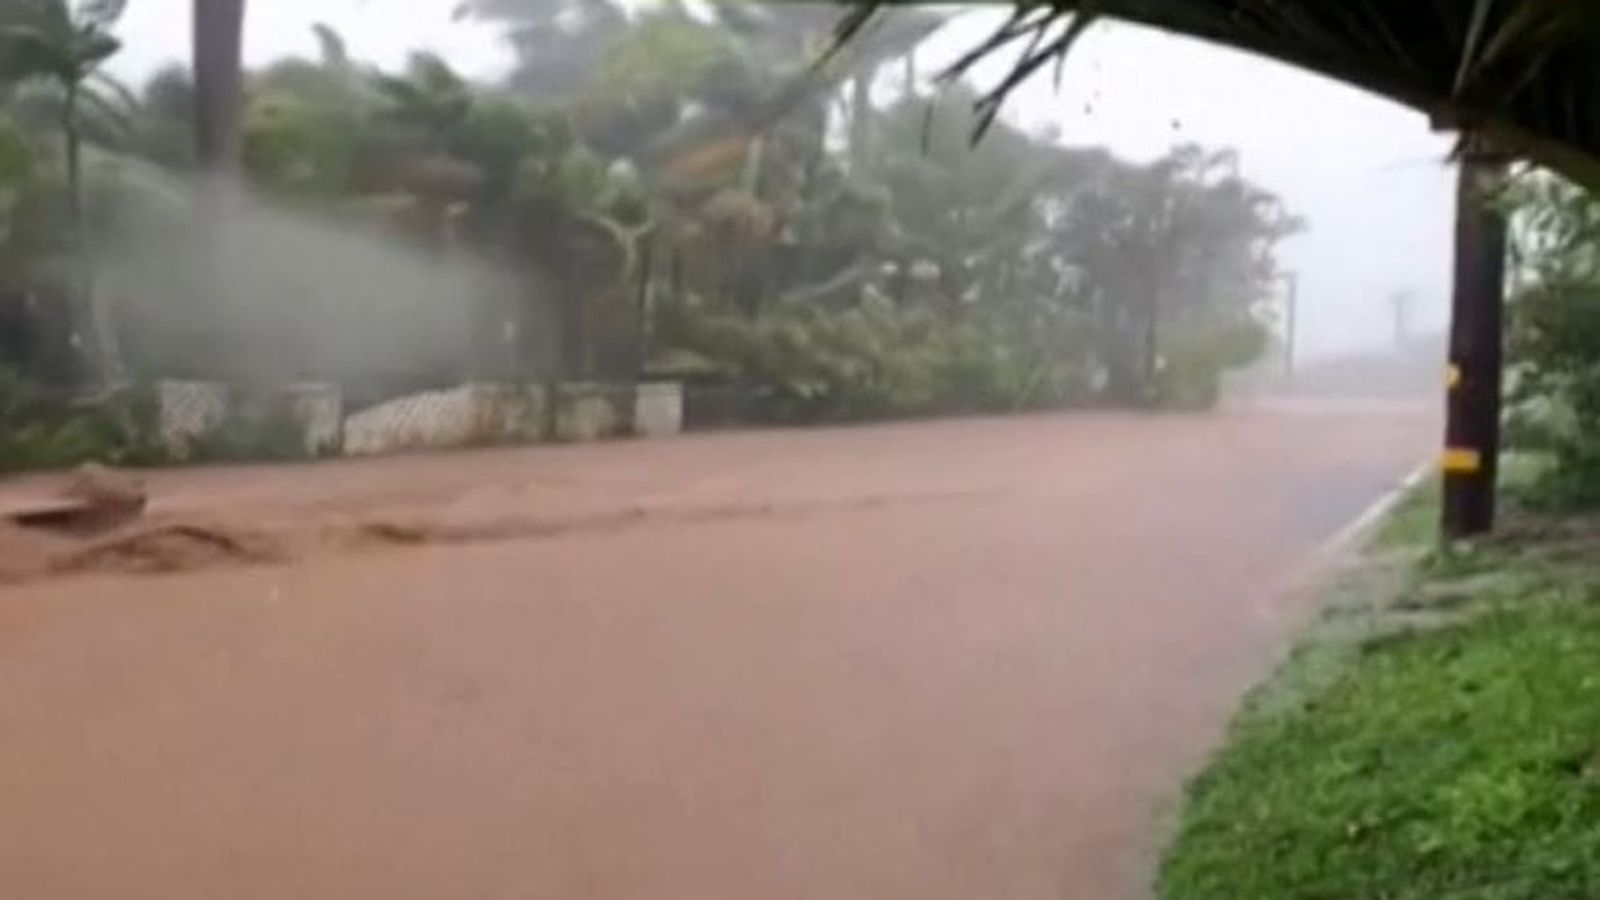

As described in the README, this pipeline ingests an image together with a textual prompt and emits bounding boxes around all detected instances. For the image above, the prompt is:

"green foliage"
[130,64,194,168]
[0,111,39,265]
[0,0,131,384]
[1156,319,1270,410]
[1161,494,1600,900]
[671,296,1091,421]
[864,94,1285,408]
[187,405,310,463]
[1165,605,1600,900]
[243,92,321,189]
[374,52,474,148]
[0,0,133,141]
[0,3,1290,432]
[574,8,734,154]
[0,1,123,85]
[1371,477,1442,550]
[1503,172,1600,507]
[0,367,165,471]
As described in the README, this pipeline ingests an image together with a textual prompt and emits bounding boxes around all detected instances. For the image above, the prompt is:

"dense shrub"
[0,369,167,472]
[668,296,1095,422]
[1156,319,1271,411]
[186,404,311,463]
[1503,173,1600,506]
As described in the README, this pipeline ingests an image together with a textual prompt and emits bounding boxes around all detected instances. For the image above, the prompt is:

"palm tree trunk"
[62,83,121,387]
[849,69,872,174]
[193,0,247,174]
[192,0,247,377]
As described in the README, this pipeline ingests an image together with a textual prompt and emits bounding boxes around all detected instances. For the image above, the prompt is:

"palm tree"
[0,0,133,384]
[192,0,246,173]
[187,0,245,378]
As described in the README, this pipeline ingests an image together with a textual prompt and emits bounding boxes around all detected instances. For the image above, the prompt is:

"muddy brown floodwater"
[0,403,1432,899]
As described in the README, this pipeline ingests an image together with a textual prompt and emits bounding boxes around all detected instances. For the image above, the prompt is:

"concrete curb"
[1316,459,1436,563]
[1263,459,1436,625]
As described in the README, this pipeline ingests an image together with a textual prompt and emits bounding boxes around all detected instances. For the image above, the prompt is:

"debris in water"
[52,523,285,576]
[3,463,148,536]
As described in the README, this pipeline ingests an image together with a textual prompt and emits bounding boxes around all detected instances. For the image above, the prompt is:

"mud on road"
[0,405,1432,899]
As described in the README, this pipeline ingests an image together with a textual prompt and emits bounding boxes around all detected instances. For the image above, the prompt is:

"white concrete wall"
[634,382,684,438]
[343,384,546,457]
[158,380,681,461]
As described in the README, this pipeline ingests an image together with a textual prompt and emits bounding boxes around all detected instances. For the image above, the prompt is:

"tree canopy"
[1,1,1301,417]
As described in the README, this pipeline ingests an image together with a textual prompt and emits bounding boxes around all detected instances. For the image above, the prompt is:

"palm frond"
[86,68,135,112]
[73,0,127,27]
[835,1,1600,189]
[77,81,133,142]
[312,23,351,71]
[0,24,72,83]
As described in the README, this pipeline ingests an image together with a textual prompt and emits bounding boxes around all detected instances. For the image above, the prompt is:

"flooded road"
[0,404,1431,899]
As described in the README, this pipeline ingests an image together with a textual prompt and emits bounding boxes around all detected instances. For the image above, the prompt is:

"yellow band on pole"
[1446,363,1462,389]
[1442,447,1482,474]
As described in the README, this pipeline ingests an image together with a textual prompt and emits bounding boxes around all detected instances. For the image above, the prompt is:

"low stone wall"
[156,380,231,460]
[158,380,345,460]
[635,382,684,438]
[342,383,547,457]
[552,383,632,443]
[156,379,682,461]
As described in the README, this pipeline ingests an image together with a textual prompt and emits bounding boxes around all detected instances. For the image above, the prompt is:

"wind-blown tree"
[1041,144,1298,405]
[863,86,1297,407]
[862,88,1107,403]
[455,0,631,99]
[872,87,1083,307]
[0,0,134,383]
[72,3,1300,416]
[238,25,369,194]
[0,112,45,286]
[131,63,195,169]
[457,0,942,316]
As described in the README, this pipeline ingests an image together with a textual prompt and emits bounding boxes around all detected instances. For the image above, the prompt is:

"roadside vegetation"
[1163,481,1600,899]
[1161,168,1600,899]
[0,0,1299,470]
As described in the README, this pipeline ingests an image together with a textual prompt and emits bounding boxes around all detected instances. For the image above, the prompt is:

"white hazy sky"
[109,1,1457,359]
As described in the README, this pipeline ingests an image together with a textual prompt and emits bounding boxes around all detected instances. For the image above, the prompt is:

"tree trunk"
[191,0,248,377]
[62,84,121,387]
[1140,290,1160,403]
[1098,292,1140,404]
[193,0,247,174]
[849,68,872,174]
[634,236,656,378]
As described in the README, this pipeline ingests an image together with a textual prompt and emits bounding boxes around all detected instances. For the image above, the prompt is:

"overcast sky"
[109,0,1457,359]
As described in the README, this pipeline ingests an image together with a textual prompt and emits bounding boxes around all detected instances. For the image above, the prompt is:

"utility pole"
[1441,145,1508,539]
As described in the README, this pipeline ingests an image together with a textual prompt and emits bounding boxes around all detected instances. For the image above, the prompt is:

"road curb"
[1264,460,1435,623]
[1316,459,1435,563]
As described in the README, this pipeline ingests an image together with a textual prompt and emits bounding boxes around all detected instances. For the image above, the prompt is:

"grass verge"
[1159,479,1600,900]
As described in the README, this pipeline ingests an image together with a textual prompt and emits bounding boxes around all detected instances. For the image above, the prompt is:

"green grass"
[1371,476,1441,551]
[1160,488,1600,900]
